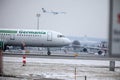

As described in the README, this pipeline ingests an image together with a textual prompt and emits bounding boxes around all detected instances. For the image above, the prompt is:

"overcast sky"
[0,0,109,39]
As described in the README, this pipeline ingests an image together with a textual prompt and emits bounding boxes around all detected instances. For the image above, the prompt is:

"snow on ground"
[2,57,120,80]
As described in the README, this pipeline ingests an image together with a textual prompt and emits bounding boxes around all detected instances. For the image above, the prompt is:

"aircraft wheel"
[83,48,87,52]
[98,50,102,55]
[47,51,51,56]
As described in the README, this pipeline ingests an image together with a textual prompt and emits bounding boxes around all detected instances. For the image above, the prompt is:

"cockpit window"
[57,34,65,38]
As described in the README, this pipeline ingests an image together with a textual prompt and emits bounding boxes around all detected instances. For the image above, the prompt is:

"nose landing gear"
[47,48,51,55]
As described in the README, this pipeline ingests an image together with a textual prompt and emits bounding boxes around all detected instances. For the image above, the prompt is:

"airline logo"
[19,30,46,34]
[0,30,46,34]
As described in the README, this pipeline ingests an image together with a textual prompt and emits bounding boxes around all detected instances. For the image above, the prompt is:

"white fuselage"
[0,29,71,47]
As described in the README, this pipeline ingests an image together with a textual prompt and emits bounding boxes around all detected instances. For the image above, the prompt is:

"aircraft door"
[47,32,52,41]
[10,34,15,40]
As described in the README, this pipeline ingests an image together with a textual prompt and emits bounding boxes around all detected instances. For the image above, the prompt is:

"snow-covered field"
[2,57,120,80]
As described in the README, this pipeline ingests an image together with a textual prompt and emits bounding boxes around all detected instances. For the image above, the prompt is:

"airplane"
[42,8,66,15]
[79,36,108,55]
[68,36,108,55]
[0,29,71,55]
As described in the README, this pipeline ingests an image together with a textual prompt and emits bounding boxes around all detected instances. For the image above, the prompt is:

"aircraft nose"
[64,38,72,45]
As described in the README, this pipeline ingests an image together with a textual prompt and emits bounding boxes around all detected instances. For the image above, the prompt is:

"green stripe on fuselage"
[0,30,17,34]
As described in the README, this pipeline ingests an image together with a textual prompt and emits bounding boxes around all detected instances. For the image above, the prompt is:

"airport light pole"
[36,13,40,30]
[36,13,41,51]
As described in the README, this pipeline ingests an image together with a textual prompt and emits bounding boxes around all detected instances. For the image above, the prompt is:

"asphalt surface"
[1,52,120,80]
[3,52,120,61]
[0,77,64,80]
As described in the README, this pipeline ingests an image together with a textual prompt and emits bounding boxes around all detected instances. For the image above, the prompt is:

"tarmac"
[1,51,120,80]
[0,77,64,80]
